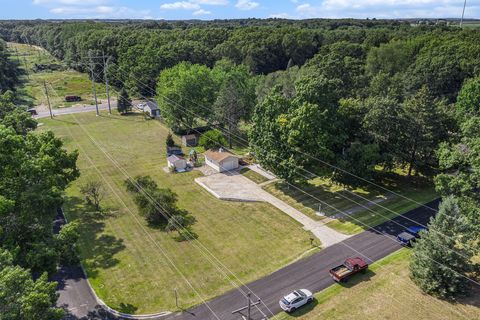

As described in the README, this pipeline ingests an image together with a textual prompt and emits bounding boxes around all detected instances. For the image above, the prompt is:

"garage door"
[221,159,238,171]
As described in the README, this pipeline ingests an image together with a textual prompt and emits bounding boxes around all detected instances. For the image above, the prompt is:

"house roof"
[182,133,198,139]
[145,100,159,110]
[204,149,237,163]
[167,155,184,162]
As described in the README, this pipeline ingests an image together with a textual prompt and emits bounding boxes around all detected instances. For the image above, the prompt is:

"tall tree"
[0,125,79,273]
[455,76,480,120]
[117,87,131,114]
[213,68,255,148]
[362,96,405,170]
[0,248,64,320]
[156,62,216,131]
[125,176,194,230]
[410,197,475,298]
[402,86,451,176]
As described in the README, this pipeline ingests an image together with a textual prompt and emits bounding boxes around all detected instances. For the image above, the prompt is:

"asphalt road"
[55,199,438,320]
[34,102,115,119]
[167,199,439,320]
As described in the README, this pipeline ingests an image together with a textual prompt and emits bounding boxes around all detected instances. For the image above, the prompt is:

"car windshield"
[295,290,306,298]
[281,298,290,305]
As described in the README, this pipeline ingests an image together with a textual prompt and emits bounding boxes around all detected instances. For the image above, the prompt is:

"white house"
[167,155,187,171]
[204,148,239,173]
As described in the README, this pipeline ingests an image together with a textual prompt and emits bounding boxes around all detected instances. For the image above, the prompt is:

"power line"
[107,62,478,264]
[107,74,480,312]
[63,118,220,319]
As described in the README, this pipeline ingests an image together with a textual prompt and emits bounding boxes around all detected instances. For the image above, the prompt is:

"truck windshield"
[345,261,353,270]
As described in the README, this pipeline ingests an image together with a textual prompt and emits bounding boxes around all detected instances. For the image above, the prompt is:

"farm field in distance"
[38,111,313,314]
[264,174,437,235]
[277,249,480,320]
[7,42,113,108]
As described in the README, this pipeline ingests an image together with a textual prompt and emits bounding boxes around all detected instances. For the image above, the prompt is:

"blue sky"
[1,0,479,20]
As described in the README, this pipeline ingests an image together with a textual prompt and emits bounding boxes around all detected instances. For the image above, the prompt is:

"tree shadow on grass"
[101,112,146,123]
[64,196,125,278]
[337,269,376,288]
[115,302,138,314]
[449,284,480,308]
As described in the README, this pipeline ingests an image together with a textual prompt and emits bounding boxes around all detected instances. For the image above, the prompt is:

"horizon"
[1,1,479,20]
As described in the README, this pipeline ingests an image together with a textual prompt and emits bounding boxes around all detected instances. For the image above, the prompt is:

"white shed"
[167,155,187,171]
[144,101,160,118]
[204,148,239,173]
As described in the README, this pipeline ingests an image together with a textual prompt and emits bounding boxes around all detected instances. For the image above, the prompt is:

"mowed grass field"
[264,174,436,234]
[277,249,480,320]
[39,111,313,314]
[7,42,112,108]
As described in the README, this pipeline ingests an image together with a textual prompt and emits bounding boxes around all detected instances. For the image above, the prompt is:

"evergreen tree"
[410,197,474,298]
[166,132,175,148]
[117,87,131,114]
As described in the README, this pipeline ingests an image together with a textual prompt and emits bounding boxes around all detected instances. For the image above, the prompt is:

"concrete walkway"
[247,164,277,180]
[195,173,351,247]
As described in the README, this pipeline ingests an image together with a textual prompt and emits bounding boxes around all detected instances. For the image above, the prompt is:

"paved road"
[55,199,438,320]
[35,102,115,119]
[167,199,439,320]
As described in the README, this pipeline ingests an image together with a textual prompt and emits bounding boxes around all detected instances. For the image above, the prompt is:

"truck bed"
[331,265,351,277]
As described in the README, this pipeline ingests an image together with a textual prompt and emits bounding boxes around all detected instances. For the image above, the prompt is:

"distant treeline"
[0,19,438,95]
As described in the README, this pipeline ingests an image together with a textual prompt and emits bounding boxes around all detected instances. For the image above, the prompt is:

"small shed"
[181,133,199,147]
[204,148,239,173]
[167,155,187,171]
[144,100,160,118]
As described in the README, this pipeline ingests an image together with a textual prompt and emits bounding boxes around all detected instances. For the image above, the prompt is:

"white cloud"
[33,0,107,5]
[192,0,228,5]
[193,9,212,15]
[292,0,480,19]
[235,0,259,10]
[49,5,151,18]
[160,1,200,10]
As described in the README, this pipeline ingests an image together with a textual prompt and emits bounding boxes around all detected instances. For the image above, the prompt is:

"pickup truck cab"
[329,257,368,282]
[397,226,427,246]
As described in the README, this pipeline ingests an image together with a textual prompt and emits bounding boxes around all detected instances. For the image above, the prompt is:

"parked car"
[279,289,313,313]
[65,95,81,102]
[329,257,368,282]
[397,226,427,246]
[27,108,37,116]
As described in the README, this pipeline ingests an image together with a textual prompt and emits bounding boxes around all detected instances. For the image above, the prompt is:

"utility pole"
[174,288,179,309]
[460,0,467,27]
[102,51,111,114]
[43,80,53,119]
[89,52,100,116]
[231,292,263,320]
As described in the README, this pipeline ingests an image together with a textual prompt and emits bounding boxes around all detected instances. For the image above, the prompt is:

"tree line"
[0,38,79,319]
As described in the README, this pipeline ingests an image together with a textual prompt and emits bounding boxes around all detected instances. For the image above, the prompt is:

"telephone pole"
[89,52,100,116]
[231,292,264,320]
[43,80,53,119]
[102,51,111,114]
[460,0,467,27]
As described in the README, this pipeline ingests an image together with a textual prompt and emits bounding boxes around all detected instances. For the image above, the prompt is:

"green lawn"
[240,168,269,184]
[7,42,114,108]
[39,111,313,314]
[277,249,480,320]
[264,174,437,234]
